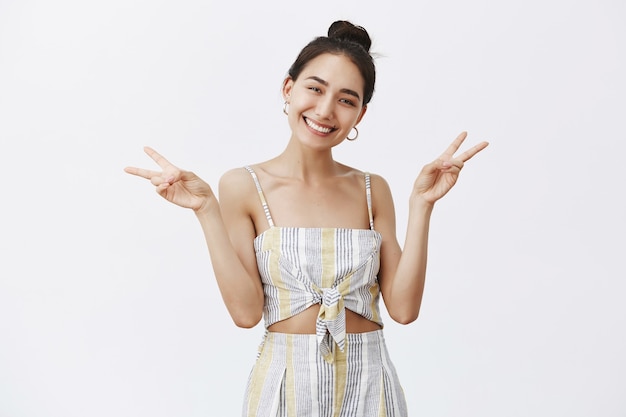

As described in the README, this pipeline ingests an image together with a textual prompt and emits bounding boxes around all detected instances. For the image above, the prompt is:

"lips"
[304,117,337,134]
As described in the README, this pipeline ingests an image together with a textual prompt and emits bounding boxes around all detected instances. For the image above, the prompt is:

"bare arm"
[377,132,489,324]
[125,148,264,328]
[211,168,265,327]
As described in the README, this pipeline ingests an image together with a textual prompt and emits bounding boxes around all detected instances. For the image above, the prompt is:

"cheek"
[291,93,312,108]
[338,109,362,126]
[288,96,315,119]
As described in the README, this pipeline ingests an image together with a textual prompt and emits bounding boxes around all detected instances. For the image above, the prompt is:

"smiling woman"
[125,20,488,417]
[283,53,367,151]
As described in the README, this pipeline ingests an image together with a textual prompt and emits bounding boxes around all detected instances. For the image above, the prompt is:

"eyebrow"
[306,76,361,102]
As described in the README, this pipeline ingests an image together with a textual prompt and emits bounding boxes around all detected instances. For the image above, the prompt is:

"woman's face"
[283,53,367,150]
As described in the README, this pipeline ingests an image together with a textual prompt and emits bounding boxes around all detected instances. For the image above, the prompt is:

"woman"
[125,20,488,417]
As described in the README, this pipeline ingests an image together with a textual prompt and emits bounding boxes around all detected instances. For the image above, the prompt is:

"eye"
[308,86,322,93]
[340,98,356,106]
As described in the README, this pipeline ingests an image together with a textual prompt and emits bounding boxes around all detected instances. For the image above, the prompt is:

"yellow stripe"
[321,229,336,288]
[246,335,274,416]
[333,342,348,417]
[369,282,381,323]
[378,373,387,417]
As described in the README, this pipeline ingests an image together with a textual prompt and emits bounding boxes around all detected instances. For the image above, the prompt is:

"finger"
[124,166,163,180]
[144,146,175,170]
[455,141,489,163]
[156,181,171,192]
[440,131,468,159]
[421,159,462,177]
[150,175,172,186]
[440,158,463,172]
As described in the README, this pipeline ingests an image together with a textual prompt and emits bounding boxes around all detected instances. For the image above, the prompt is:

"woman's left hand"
[412,131,489,204]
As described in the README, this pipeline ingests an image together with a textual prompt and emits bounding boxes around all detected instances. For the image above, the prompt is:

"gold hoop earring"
[283,101,289,115]
[347,127,359,141]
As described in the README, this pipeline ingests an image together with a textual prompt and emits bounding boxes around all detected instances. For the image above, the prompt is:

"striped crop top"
[245,166,384,363]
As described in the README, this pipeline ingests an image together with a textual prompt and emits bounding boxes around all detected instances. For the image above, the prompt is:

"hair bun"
[327,20,372,52]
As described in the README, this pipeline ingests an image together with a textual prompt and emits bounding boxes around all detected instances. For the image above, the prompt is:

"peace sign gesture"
[124,147,214,211]
[412,132,489,204]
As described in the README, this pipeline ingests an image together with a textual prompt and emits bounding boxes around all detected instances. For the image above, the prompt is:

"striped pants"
[242,330,408,417]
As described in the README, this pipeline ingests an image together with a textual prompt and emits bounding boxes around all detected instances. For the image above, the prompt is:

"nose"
[315,96,335,119]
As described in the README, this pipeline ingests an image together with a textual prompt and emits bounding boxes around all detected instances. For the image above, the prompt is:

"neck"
[274,137,340,180]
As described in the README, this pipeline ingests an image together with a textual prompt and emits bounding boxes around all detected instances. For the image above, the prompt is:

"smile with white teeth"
[304,117,335,134]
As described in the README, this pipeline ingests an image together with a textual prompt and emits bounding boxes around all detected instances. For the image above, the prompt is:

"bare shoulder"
[367,172,393,197]
[335,162,376,181]
[218,167,257,207]
[366,172,396,223]
[219,166,253,189]
[334,164,393,200]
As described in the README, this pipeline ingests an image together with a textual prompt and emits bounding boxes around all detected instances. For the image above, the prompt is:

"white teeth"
[305,118,333,134]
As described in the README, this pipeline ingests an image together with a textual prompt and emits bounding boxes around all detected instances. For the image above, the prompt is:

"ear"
[282,77,294,101]
[355,105,368,126]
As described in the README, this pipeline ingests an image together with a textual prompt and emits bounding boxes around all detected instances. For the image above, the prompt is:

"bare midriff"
[267,304,382,334]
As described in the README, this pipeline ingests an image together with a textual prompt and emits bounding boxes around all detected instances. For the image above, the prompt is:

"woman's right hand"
[124,147,214,212]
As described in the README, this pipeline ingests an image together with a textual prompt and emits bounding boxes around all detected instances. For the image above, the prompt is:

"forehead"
[298,53,364,93]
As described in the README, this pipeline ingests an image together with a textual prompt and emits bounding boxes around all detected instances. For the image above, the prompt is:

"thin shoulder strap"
[244,166,275,228]
[365,172,375,230]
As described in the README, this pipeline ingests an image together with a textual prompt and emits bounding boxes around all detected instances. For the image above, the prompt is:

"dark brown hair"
[288,21,376,105]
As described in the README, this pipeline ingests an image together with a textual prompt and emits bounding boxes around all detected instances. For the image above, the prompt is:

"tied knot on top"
[316,287,347,363]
